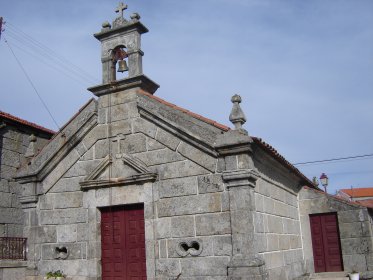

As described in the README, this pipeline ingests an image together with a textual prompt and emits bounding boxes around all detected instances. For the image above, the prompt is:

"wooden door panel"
[310,213,343,273]
[101,204,147,280]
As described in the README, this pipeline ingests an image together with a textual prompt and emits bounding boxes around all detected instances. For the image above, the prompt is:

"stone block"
[0,179,9,192]
[339,222,363,238]
[342,254,367,271]
[224,155,237,170]
[339,209,367,223]
[195,212,231,236]
[155,128,180,151]
[40,209,88,225]
[50,174,83,193]
[177,142,216,172]
[97,107,107,124]
[155,259,180,277]
[52,192,83,209]
[147,138,165,151]
[57,224,77,243]
[30,226,57,243]
[77,224,88,242]
[41,242,86,260]
[157,193,221,217]
[110,103,129,122]
[133,118,157,138]
[1,149,20,167]
[279,235,290,250]
[155,217,171,239]
[136,148,184,167]
[111,184,145,206]
[1,267,25,280]
[254,212,265,233]
[63,159,102,178]
[212,235,232,256]
[158,239,167,258]
[94,139,109,159]
[197,174,223,194]
[254,233,267,253]
[263,251,284,269]
[255,193,264,212]
[0,192,12,207]
[290,235,302,249]
[167,236,213,258]
[267,215,283,233]
[274,201,288,217]
[180,257,229,276]
[341,237,371,254]
[155,160,208,180]
[262,196,274,214]
[171,216,195,238]
[120,133,146,154]
[156,177,197,199]
[109,120,131,137]
[267,234,279,251]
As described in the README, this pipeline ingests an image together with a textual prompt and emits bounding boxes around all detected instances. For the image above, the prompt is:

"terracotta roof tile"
[0,110,55,135]
[355,199,373,208]
[339,188,373,198]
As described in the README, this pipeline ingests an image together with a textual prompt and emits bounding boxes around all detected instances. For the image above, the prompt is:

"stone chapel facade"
[1,3,373,280]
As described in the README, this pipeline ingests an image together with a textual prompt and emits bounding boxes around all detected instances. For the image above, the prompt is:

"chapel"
[1,3,372,280]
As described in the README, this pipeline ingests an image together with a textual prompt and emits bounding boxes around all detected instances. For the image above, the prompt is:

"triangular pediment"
[80,154,157,190]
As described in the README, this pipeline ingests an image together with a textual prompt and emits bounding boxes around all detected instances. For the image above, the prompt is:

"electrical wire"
[4,28,96,85]
[6,22,98,83]
[3,35,60,131]
[293,153,373,166]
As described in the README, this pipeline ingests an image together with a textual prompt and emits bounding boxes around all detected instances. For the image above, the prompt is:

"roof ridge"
[137,89,230,131]
[0,110,55,135]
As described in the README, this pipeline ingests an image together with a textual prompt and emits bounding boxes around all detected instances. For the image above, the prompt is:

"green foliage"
[46,270,66,279]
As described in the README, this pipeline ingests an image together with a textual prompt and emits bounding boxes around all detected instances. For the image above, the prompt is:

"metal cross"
[115,2,128,18]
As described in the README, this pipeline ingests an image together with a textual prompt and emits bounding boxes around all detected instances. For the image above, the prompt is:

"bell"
[117,60,128,73]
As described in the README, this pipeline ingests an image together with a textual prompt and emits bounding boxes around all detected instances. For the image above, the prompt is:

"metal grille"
[0,237,27,260]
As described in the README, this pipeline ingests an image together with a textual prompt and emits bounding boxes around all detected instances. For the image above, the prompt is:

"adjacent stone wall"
[0,125,50,237]
[254,176,304,280]
[299,187,373,274]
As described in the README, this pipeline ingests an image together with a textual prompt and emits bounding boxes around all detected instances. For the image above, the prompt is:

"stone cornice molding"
[214,130,253,156]
[88,75,159,96]
[15,109,98,184]
[80,154,157,190]
[222,169,259,189]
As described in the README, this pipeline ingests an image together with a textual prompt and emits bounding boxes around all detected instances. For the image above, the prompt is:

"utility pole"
[0,17,3,40]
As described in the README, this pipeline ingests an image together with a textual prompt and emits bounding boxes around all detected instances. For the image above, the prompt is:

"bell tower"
[88,2,159,96]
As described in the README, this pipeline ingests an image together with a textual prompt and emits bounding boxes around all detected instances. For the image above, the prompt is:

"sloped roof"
[339,188,373,198]
[138,90,314,187]
[355,199,373,208]
[0,110,55,135]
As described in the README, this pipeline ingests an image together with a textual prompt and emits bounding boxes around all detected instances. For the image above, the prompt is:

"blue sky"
[1,0,372,194]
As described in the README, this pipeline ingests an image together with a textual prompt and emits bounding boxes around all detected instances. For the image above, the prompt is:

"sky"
[0,0,372,195]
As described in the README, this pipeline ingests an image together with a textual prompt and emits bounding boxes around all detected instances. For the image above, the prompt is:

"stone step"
[310,271,349,279]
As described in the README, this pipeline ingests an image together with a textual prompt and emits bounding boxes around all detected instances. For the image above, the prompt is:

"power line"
[6,21,98,83]
[3,35,60,131]
[293,153,373,166]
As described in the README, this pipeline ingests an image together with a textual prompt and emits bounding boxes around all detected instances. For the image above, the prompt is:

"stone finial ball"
[102,21,111,28]
[131,13,141,20]
[231,94,242,103]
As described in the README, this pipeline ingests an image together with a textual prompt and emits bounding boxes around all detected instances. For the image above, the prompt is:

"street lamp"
[320,173,329,193]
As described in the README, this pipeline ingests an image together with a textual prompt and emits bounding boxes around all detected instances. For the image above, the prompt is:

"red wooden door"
[310,213,343,273]
[101,204,147,280]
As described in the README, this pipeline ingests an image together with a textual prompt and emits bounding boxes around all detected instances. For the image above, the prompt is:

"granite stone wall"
[299,187,373,274]
[0,125,49,238]
[255,176,304,280]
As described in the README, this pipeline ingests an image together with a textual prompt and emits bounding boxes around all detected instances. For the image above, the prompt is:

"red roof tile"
[0,110,55,135]
[355,199,373,208]
[339,188,373,198]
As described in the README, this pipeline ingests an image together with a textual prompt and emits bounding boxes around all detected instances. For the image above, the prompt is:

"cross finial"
[115,2,128,18]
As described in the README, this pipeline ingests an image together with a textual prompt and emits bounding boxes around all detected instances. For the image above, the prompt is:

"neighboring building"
[337,188,373,208]
[0,111,54,279]
[1,4,373,280]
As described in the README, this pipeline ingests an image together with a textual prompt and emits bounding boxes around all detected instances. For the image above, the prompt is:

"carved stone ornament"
[176,240,203,257]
